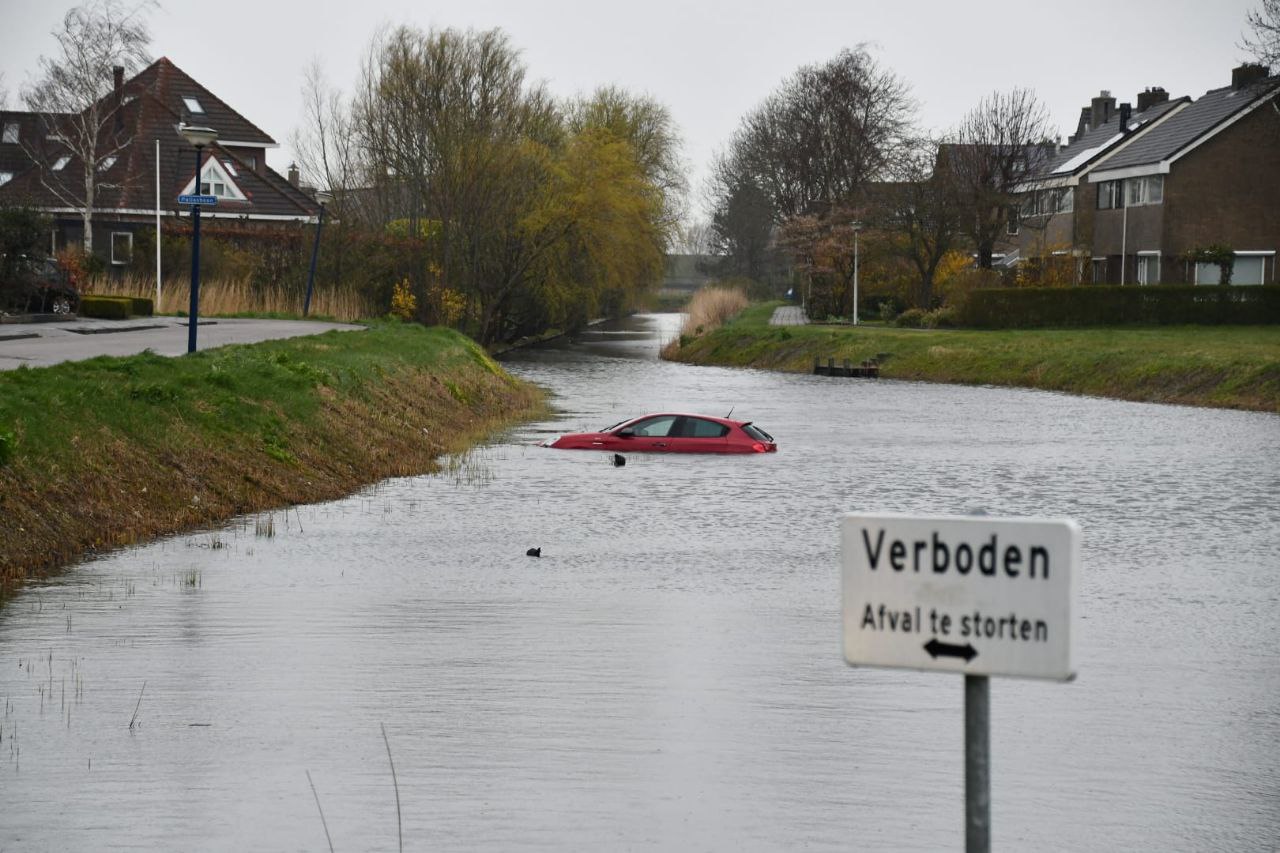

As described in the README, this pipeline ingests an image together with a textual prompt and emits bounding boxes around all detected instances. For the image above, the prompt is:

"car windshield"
[743,423,774,442]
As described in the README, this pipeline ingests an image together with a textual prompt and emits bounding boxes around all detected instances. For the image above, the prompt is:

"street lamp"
[851,220,863,326]
[303,189,332,317]
[178,122,218,353]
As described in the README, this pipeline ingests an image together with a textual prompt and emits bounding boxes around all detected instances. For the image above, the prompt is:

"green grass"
[669,303,1280,412]
[0,320,545,587]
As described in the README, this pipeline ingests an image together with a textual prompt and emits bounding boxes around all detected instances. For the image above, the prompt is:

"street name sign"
[842,513,1079,681]
[179,194,218,206]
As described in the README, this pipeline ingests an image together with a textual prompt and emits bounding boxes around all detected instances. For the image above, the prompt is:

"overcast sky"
[0,0,1266,217]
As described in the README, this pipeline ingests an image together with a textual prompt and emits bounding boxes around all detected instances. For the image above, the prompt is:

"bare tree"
[1242,0,1280,66]
[21,0,154,254]
[947,88,1052,269]
[876,137,962,307]
[292,60,363,218]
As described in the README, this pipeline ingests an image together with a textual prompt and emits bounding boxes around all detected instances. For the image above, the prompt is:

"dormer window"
[182,156,247,201]
[98,156,118,172]
[1,122,17,144]
[222,159,238,177]
[182,96,204,114]
[53,156,71,171]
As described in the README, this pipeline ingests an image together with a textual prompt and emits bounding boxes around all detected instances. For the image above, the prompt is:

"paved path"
[769,305,809,326]
[0,316,364,371]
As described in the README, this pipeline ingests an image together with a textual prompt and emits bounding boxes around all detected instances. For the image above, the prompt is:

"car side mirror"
[616,427,635,438]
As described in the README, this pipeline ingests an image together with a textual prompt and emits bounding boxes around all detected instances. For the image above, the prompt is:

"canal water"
[2,314,1277,851]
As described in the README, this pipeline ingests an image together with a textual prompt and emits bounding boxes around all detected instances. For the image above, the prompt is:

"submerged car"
[546,413,777,454]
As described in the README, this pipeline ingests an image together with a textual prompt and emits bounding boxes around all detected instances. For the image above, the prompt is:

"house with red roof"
[0,58,319,268]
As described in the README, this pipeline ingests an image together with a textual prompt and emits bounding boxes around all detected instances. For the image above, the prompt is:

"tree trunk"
[82,165,95,255]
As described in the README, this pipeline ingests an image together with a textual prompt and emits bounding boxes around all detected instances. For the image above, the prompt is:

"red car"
[546,413,777,454]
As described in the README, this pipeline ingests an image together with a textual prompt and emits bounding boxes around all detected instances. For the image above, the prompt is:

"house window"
[52,156,71,171]
[1097,180,1122,209]
[1137,253,1160,285]
[1006,208,1019,235]
[1233,254,1267,285]
[1194,262,1223,285]
[182,96,204,113]
[222,159,238,177]
[1124,175,1163,207]
[0,171,12,188]
[111,231,133,266]
[1056,187,1074,213]
[98,156,117,172]
[1091,258,1106,284]
[1,122,18,144]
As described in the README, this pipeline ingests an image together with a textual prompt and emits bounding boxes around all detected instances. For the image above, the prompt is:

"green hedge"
[958,285,1280,328]
[79,295,133,319]
[127,296,154,316]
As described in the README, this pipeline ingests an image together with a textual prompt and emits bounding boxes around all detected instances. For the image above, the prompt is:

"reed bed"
[661,285,749,358]
[87,274,375,321]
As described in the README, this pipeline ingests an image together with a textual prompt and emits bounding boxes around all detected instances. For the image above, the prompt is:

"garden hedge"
[958,285,1280,328]
[79,295,133,319]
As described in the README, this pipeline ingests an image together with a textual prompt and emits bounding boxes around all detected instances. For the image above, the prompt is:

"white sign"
[842,513,1079,681]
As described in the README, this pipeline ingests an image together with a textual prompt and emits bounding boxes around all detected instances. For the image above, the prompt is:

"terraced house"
[1014,63,1280,286]
[0,58,319,267]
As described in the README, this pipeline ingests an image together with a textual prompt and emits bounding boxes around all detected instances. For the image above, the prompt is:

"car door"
[667,417,729,453]
[615,415,678,451]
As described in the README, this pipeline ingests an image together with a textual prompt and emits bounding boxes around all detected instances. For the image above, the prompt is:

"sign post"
[841,513,1079,851]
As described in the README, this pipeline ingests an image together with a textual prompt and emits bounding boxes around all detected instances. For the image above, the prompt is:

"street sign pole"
[841,513,1079,853]
[965,674,990,853]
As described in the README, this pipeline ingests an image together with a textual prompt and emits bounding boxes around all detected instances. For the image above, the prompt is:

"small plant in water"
[254,514,276,538]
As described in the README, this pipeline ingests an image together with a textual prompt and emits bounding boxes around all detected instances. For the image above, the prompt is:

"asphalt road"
[0,316,365,370]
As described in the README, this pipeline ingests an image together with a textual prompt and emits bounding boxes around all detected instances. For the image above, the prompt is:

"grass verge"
[665,302,1280,412]
[0,321,546,591]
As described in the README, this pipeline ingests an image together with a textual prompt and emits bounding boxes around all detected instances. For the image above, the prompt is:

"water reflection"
[2,314,1278,851]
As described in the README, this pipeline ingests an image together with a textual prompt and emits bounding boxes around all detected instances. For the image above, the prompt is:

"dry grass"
[661,285,749,358]
[87,273,374,321]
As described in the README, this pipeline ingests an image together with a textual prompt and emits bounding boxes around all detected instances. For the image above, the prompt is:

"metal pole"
[852,229,860,325]
[187,146,202,354]
[155,138,161,309]
[303,202,325,317]
[965,674,990,853]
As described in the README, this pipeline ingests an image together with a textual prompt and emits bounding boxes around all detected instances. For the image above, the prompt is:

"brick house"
[0,57,319,268]
[1014,64,1280,285]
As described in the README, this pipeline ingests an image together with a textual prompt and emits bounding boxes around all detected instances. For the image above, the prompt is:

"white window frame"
[1194,262,1223,285]
[1,122,18,144]
[180,157,247,202]
[1232,251,1273,286]
[52,155,71,171]
[1091,257,1106,284]
[98,155,117,172]
[182,96,204,114]
[0,170,12,188]
[1136,251,1160,285]
[111,231,133,266]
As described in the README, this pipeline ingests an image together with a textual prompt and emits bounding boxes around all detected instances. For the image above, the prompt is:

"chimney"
[1090,90,1116,130]
[1136,87,1168,112]
[1119,103,1132,134]
[287,162,300,187]
[1232,63,1270,90]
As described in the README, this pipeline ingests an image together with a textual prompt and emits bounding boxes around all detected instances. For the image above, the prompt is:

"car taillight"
[752,442,767,453]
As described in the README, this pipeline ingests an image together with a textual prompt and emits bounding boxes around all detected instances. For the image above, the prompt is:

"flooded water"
[2,314,1278,851]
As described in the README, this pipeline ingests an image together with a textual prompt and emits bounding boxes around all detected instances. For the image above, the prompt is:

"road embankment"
[664,304,1280,413]
[0,322,546,590]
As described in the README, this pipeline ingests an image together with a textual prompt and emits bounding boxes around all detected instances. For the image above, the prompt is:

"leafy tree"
[874,137,962,308]
[0,207,52,282]
[21,0,155,255]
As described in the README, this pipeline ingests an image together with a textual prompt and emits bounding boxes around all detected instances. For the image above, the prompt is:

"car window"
[630,416,677,437]
[682,418,729,438]
[743,423,774,442]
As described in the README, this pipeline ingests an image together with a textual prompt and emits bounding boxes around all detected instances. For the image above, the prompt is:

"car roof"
[629,412,744,427]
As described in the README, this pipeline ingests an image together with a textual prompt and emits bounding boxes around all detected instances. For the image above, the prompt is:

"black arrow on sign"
[924,638,978,663]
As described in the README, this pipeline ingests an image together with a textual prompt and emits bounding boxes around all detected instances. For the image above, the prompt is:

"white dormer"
[180,155,247,201]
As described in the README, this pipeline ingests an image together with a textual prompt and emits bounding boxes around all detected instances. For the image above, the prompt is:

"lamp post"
[178,123,218,353]
[303,189,332,317]
[851,220,863,326]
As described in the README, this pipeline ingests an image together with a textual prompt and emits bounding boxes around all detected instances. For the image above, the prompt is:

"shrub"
[79,295,132,319]
[957,285,1280,328]
[390,278,417,321]
[0,426,14,466]
[926,306,959,328]
[128,296,154,316]
[895,308,928,328]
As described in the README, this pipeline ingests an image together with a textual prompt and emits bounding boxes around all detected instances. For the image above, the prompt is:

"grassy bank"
[666,303,1280,412]
[0,322,546,590]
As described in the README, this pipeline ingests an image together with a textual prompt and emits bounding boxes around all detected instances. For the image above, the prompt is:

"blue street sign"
[179,194,218,206]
